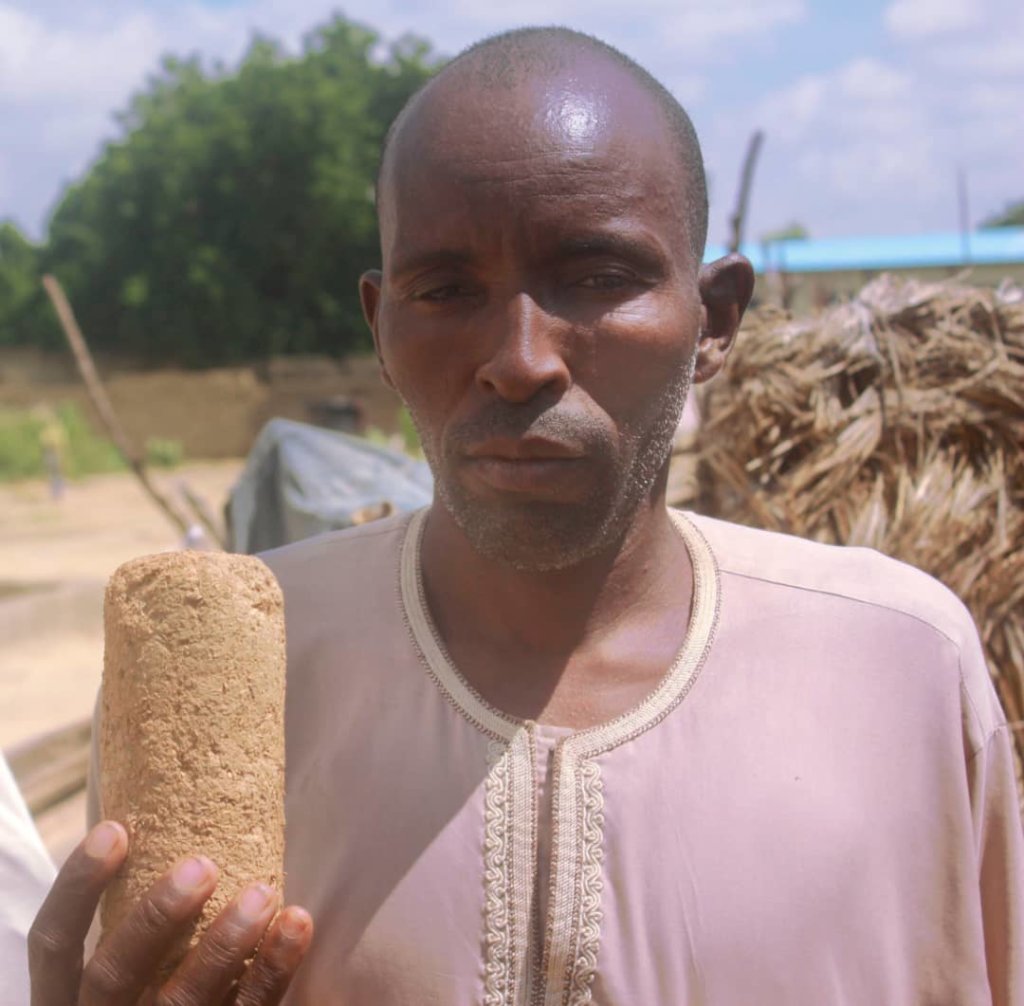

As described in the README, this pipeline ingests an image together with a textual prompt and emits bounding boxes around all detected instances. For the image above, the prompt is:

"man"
[33,403,67,502]
[29,26,1023,1006]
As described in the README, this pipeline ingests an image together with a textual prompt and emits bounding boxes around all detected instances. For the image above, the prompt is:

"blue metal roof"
[703,227,1024,273]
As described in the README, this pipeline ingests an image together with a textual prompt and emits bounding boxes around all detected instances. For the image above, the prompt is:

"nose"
[475,293,571,403]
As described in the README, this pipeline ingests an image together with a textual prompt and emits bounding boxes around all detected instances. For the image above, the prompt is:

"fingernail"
[278,909,310,940]
[238,883,275,921]
[85,822,124,860]
[172,856,212,893]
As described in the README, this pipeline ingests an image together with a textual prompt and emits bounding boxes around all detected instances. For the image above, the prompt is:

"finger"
[79,854,218,1006]
[153,882,280,1006]
[233,907,313,1006]
[29,820,127,1006]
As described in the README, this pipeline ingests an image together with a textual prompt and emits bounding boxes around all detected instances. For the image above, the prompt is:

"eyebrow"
[389,248,476,280]
[387,229,673,280]
[552,232,670,272]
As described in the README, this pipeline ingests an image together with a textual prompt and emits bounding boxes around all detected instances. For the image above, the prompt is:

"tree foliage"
[0,221,54,346]
[33,16,441,365]
[981,201,1024,229]
[761,221,809,243]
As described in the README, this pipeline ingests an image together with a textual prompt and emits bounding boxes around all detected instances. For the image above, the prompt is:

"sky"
[0,0,1022,246]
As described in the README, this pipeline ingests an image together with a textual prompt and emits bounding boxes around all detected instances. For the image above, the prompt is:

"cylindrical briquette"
[99,550,286,974]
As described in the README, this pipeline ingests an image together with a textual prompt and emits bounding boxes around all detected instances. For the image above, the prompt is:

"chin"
[441,491,625,572]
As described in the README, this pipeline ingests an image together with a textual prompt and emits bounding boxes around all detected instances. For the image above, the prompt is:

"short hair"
[376,27,709,259]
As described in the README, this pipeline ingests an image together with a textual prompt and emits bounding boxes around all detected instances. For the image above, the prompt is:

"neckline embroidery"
[401,507,720,749]
[400,507,720,1005]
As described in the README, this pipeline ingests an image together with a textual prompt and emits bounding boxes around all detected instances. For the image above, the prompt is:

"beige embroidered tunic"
[92,507,1024,1004]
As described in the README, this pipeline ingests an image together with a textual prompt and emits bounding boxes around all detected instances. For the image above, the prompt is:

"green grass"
[57,402,125,478]
[0,404,186,481]
[0,409,46,480]
[144,436,185,468]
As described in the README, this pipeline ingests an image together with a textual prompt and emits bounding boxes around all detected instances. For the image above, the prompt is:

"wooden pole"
[177,479,229,550]
[41,274,193,537]
[728,131,765,254]
[957,167,971,264]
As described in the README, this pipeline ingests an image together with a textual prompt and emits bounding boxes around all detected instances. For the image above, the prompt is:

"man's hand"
[28,821,313,1005]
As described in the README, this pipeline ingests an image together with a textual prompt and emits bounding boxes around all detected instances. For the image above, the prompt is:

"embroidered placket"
[401,508,719,1006]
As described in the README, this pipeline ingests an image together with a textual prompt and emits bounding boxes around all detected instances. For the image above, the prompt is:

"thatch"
[697,274,1024,783]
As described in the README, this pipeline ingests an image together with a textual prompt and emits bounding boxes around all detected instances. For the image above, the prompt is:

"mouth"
[461,440,589,496]
[464,437,586,462]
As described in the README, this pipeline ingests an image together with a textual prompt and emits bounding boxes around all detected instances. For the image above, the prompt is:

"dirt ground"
[0,459,243,591]
[0,460,244,861]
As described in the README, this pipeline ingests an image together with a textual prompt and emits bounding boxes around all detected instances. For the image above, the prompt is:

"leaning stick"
[727,130,765,254]
[41,274,192,538]
[177,479,229,550]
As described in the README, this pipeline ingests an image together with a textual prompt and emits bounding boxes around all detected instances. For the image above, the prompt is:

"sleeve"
[968,722,1024,1006]
[0,753,56,1006]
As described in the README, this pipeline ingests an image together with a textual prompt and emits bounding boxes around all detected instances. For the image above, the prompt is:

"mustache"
[446,400,611,454]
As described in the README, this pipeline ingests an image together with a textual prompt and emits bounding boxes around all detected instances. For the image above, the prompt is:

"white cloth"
[0,753,56,1006]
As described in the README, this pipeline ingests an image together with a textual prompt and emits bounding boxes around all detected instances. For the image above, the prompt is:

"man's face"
[364,64,705,571]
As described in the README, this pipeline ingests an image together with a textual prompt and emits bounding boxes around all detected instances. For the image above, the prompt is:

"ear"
[693,254,755,384]
[359,269,395,391]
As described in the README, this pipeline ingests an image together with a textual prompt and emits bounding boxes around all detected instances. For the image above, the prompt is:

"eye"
[409,276,481,301]
[576,271,638,292]
[415,283,474,303]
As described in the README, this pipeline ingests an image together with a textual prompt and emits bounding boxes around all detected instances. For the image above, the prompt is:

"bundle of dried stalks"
[697,274,1024,781]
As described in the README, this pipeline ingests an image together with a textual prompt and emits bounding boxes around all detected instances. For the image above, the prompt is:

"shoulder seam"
[720,565,966,654]
[720,566,1002,759]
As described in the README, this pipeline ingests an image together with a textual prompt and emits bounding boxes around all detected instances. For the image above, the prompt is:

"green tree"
[0,221,53,346]
[42,16,441,365]
[761,222,809,242]
[981,201,1024,229]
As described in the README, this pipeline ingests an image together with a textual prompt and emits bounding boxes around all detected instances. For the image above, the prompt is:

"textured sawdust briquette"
[99,550,286,976]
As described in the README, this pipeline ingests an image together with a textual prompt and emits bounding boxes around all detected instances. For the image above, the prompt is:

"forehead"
[380,60,693,260]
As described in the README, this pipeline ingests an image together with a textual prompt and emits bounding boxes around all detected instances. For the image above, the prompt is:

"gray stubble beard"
[411,351,696,572]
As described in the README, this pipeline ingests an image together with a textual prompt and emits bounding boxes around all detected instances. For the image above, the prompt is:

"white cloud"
[0,0,256,230]
[0,4,213,105]
[237,0,806,65]
[756,75,827,141]
[416,0,806,53]
[883,0,981,37]
[929,23,1024,76]
[713,28,1024,240]
[836,58,911,102]
[725,56,941,237]
[0,0,1020,244]
[654,0,806,51]
[756,59,918,149]
[967,39,1024,75]
[0,0,810,237]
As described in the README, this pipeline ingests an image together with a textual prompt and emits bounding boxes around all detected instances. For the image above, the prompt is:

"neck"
[419,483,688,660]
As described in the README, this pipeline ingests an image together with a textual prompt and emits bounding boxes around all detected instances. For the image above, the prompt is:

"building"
[704,227,1024,313]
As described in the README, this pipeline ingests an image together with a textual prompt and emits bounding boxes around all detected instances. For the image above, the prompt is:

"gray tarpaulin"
[227,418,433,553]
